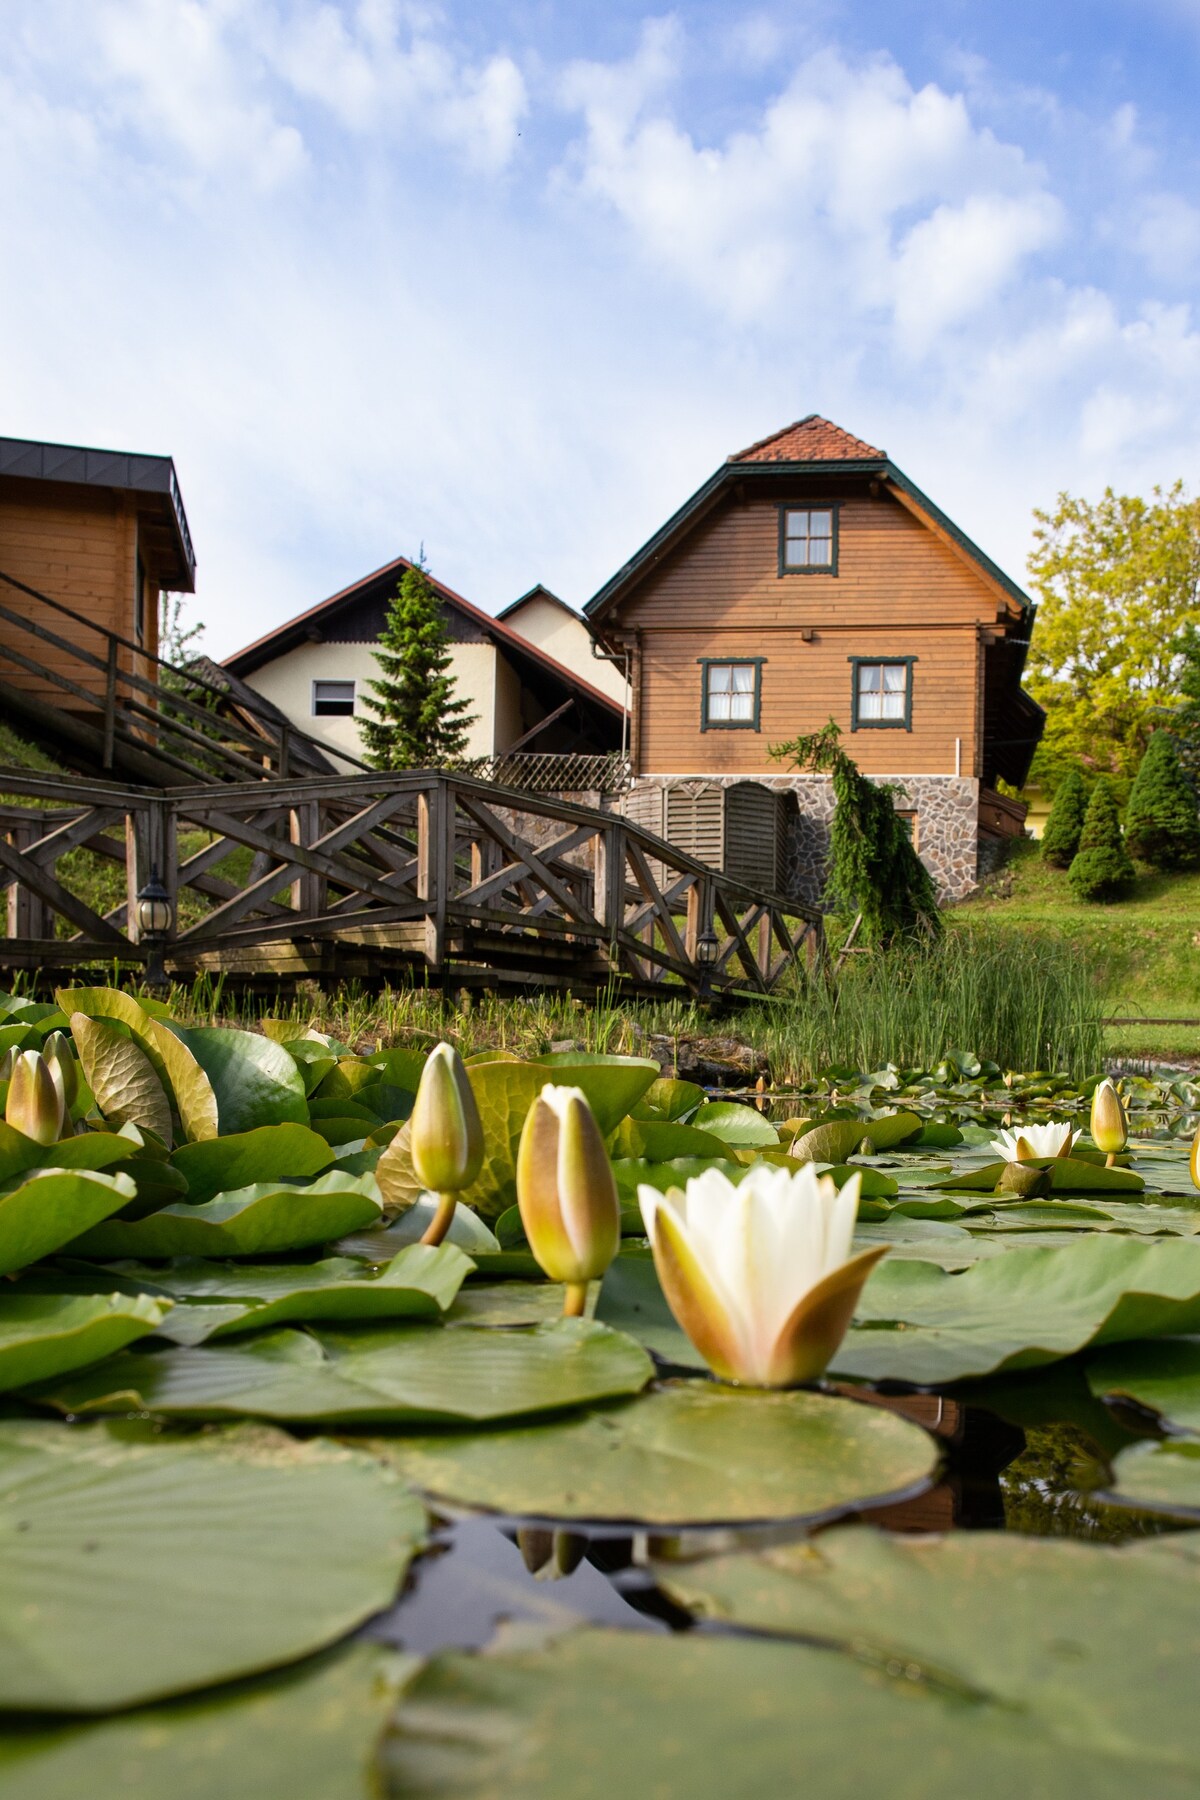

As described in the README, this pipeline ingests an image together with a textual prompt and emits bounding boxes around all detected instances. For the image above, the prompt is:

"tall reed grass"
[158,923,1104,1082]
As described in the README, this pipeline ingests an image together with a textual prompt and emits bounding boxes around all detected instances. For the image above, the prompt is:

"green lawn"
[955,838,1200,1061]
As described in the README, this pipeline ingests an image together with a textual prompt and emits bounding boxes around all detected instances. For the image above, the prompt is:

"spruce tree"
[1040,768,1088,869]
[359,557,476,770]
[1124,730,1200,869]
[1067,776,1136,902]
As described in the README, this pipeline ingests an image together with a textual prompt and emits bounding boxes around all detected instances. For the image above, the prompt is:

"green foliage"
[770,719,940,945]
[1040,767,1088,868]
[1124,730,1200,869]
[359,557,476,770]
[1068,777,1135,902]
[1027,482,1200,783]
[1171,623,1200,783]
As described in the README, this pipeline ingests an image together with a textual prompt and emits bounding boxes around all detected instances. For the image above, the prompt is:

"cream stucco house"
[223,556,625,774]
[496,586,629,709]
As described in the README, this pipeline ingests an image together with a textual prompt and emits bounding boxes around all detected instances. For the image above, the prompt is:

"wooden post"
[417,782,450,969]
[290,802,325,916]
[6,820,53,942]
[103,638,118,771]
[757,908,772,980]
[594,822,626,941]
[125,801,166,944]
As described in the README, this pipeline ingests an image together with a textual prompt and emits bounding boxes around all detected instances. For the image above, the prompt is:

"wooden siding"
[0,477,164,709]
[614,489,997,777]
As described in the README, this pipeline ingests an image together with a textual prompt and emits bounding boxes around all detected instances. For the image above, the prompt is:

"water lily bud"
[410,1043,484,1194]
[1090,1079,1128,1157]
[1191,1122,1200,1193]
[516,1528,587,1580]
[42,1031,80,1116]
[0,1047,15,1083]
[5,1049,64,1146]
[517,1085,621,1311]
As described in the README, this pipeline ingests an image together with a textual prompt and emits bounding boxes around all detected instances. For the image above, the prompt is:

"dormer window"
[779,506,837,574]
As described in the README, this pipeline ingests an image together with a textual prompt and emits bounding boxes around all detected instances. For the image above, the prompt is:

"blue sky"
[3,0,1199,656]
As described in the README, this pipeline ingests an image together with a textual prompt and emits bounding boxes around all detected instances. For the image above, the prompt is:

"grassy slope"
[955,837,1200,1060]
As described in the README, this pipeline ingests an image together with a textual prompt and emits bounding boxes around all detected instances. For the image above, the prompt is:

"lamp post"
[695,927,719,1003]
[135,866,173,993]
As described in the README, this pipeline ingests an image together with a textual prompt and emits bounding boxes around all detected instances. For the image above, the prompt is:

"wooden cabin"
[223,555,626,780]
[586,416,1044,900]
[0,434,195,739]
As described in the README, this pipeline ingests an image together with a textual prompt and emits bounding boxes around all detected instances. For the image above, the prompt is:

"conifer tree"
[770,719,940,945]
[1040,768,1089,869]
[1067,776,1136,902]
[359,557,475,770]
[1123,730,1200,869]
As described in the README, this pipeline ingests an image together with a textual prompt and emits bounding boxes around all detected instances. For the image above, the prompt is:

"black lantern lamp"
[695,928,719,1001]
[136,866,173,990]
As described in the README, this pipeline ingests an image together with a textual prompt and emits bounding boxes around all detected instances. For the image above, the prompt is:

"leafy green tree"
[1123,730,1200,869]
[1067,777,1136,902]
[1171,624,1200,785]
[770,720,940,945]
[359,557,476,770]
[1040,768,1088,869]
[1027,483,1200,785]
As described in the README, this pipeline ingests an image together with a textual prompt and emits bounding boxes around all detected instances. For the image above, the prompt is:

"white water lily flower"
[637,1162,886,1389]
[989,1122,1079,1163]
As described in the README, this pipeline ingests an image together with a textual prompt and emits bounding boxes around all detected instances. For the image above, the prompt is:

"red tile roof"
[728,415,885,464]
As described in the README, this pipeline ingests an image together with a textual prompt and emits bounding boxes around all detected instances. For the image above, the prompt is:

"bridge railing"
[0,769,823,995]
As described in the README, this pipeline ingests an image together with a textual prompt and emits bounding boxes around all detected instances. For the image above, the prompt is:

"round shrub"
[1124,730,1200,870]
[1068,777,1135,902]
[1040,769,1088,869]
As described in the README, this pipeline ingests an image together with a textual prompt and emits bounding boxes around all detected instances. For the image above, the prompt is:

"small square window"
[700,661,762,730]
[780,507,837,573]
[312,679,355,717]
[850,660,913,730]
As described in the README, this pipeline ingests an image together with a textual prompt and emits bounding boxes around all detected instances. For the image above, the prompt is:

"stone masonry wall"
[626,773,981,905]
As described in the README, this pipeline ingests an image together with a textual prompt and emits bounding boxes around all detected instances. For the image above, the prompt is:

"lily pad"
[338,1202,500,1260]
[1088,1339,1200,1432]
[0,1292,167,1389]
[0,1168,135,1275]
[169,1124,334,1204]
[34,1318,654,1426]
[111,1244,472,1340]
[1103,1439,1200,1515]
[0,1122,140,1186]
[532,1052,661,1131]
[162,1025,309,1134]
[834,1236,1200,1385]
[596,1252,705,1368]
[609,1118,732,1161]
[385,1623,1191,1799]
[0,1419,425,1712]
[70,1011,174,1145]
[0,1646,415,1800]
[654,1525,1200,1775]
[377,1379,936,1524]
[931,1157,1145,1195]
[690,1101,779,1147]
[63,1172,383,1260]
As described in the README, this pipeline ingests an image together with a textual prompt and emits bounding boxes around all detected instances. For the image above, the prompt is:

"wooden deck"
[0,770,823,998]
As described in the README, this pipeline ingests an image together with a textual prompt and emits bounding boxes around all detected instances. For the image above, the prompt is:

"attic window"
[312,679,355,717]
[700,659,764,731]
[780,507,837,574]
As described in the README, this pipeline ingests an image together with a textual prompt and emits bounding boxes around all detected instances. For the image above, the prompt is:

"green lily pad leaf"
[609,1118,732,1161]
[1104,1439,1200,1515]
[908,1122,964,1148]
[63,1172,383,1260]
[338,1201,499,1260]
[791,1119,871,1163]
[0,1419,424,1712]
[0,1646,414,1800]
[161,1025,308,1134]
[35,1318,654,1426]
[170,1124,334,1205]
[70,1012,174,1146]
[932,1158,1145,1195]
[653,1525,1200,1777]
[822,1165,899,1198]
[379,1379,935,1525]
[634,1076,705,1120]
[835,1236,1200,1385]
[0,1292,167,1390]
[612,1156,747,1208]
[112,1244,472,1339]
[0,1168,136,1275]
[0,1121,140,1186]
[149,1018,220,1140]
[531,1052,661,1132]
[446,1282,570,1328]
[690,1101,779,1147]
[596,1252,706,1368]
[861,1110,924,1149]
[1088,1338,1200,1432]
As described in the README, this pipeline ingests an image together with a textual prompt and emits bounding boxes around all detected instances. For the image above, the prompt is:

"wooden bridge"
[0,769,823,998]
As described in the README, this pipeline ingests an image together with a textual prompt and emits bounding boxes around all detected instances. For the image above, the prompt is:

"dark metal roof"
[0,434,196,591]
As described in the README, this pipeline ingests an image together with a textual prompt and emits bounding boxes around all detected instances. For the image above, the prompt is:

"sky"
[3,0,1200,658]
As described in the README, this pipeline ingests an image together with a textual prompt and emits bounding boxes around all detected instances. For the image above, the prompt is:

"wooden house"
[0,434,195,738]
[224,555,625,781]
[586,416,1043,899]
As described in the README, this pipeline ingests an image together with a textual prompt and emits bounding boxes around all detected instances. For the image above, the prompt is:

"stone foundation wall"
[626,773,981,905]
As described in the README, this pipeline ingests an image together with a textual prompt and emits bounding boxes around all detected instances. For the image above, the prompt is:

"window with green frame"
[849,657,916,730]
[699,659,764,730]
[779,506,838,574]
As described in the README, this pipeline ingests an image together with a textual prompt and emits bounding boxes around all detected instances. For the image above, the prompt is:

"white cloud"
[1132,192,1200,280]
[557,34,1059,350]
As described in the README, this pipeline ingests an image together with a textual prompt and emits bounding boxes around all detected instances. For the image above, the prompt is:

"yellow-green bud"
[410,1043,484,1194]
[1192,1121,1200,1194]
[42,1031,79,1117]
[1090,1078,1128,1157]
[516,1085,621,1292]
[5,1049,65,1146]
